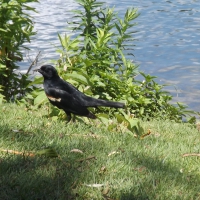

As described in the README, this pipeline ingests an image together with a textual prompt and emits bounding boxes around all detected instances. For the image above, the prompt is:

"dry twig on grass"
[182,153,200,157]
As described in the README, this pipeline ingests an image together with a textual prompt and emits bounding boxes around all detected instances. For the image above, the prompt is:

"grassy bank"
[0,103,200,199]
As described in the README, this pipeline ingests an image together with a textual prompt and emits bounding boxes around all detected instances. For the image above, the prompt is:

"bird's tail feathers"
[86,98,125,108]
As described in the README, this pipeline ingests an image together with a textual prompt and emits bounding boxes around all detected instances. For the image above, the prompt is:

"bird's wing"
[59,78,82,94]
[45,87,90,115]
[55,79,96,106]
[51,79,124,108]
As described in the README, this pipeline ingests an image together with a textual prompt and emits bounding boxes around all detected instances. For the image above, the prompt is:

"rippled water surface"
[21,0,200,111]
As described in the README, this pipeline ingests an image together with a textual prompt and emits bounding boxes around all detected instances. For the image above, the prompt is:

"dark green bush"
[0,0,38,101]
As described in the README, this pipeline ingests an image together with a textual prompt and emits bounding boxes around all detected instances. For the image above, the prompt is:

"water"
[20,0,200,111]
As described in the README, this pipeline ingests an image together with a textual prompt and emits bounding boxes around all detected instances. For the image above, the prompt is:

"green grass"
[0,103,200,200]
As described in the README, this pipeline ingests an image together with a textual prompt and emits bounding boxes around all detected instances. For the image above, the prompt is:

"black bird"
[36,65,125,122]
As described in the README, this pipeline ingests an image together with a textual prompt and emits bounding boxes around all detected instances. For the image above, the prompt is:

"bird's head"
[35,65,59,79]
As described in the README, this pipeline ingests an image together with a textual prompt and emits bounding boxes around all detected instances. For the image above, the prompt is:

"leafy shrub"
[0,0,38,101]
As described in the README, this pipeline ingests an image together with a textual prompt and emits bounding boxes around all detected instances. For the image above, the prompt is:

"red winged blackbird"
[36,65,125,122]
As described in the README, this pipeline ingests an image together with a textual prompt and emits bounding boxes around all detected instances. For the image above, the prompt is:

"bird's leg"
[72,114,76,122]
[65,112,71,123]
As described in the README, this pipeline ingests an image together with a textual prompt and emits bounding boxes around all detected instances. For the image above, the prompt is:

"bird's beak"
[33,68,42,73]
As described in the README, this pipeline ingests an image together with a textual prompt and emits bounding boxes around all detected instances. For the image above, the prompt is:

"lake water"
[20,0,200,111]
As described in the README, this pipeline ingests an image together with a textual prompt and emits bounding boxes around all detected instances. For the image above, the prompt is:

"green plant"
[56,0,195,122]
[0,0,38,101]
[56,0,138,109]
[56,2,138,99]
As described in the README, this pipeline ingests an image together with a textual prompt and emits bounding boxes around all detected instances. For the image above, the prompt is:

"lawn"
[0,103,200,200]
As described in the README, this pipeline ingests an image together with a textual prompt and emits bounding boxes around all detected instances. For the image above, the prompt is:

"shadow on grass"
[0,150,81,199]
[0,123,200,200]
[0,124,81,200]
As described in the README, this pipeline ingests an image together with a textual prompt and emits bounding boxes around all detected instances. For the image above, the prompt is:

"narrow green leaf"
[34,91,47,105]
